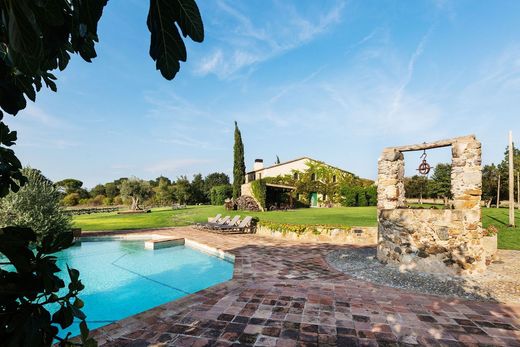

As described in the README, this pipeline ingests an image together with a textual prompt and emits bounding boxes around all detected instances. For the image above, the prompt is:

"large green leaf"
[7,1,44,74]
[147,0,204,80]
[0,227,36,273]
[173,0,204,42]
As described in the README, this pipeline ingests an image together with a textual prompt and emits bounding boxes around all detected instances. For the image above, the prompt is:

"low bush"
[62,192,80,206]
[90,195,105,206]
[340,185,377,207]
[259,221,351,236]
[0,168,72,242]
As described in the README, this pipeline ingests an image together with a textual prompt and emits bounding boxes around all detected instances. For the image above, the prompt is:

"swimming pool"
[52,239,234,338]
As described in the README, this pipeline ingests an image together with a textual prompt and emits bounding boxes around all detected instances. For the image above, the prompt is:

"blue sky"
[9,0,520,188]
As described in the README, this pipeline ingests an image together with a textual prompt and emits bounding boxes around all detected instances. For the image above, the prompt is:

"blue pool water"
[50,240,234,338]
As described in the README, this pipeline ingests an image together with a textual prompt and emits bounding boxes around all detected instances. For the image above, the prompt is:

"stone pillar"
[449,136,484,272]
[377,149,405,210]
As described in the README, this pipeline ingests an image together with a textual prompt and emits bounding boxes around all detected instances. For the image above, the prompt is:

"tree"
[340,185,358,207]
[0,167,72,242]
[404,175,430,200]
[190,173,206,204]
[104,182,119,199]
[204,172,230,199]
[90,184,106,197]
[430,163,452,203]
[120,177,153,210]
[233,121,246,199]
[210,184,233,205]
[497,144,520,201]
[174,176,192,204]
[482,164,500,207]
[153,176,175,206]
[276,155,280,164]
[55,178,84,194]
[365,185,377,206]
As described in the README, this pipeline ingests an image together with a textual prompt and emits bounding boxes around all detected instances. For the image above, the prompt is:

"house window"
[293,172,298,180]
[332,175,337,183]
[311,173,316,181]
[257,173,262,180]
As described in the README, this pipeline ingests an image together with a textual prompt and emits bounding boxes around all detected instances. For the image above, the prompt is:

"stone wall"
[256,225,377,245]
[377,135,486,275]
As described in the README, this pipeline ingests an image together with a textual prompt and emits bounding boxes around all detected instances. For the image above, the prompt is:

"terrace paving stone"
[87,227,520,346]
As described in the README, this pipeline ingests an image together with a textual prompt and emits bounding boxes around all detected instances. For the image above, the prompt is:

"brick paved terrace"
[88,228,520,347]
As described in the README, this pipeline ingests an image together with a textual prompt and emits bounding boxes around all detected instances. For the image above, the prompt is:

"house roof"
[246,156,354,176]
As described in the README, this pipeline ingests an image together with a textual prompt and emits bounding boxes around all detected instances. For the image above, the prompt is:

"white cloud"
[387,26,433,119]
[242,26,442,137]
[16,104,66,128]
[196,49,224,76]
[194,1,346,79]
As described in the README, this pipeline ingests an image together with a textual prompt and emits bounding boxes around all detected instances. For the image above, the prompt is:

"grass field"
[482,208,520,250]
[73,206,376,231]
[73,205,520,250]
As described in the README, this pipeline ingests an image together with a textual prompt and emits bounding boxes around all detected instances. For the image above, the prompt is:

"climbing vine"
[251,179,266,209]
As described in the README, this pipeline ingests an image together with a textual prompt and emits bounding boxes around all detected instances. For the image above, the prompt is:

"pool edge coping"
[78,233,236,262]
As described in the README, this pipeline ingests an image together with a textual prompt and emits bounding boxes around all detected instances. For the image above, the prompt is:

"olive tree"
[0,167,71,242]
[120,177,153,210]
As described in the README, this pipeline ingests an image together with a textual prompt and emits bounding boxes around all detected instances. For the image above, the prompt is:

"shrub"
[62,192,80,206]
[210,184,233,205]
[78,198,90,205]
[340,185,376,207]
[0,168,72,242]
[340,185,358,206]
[90,194,105,206]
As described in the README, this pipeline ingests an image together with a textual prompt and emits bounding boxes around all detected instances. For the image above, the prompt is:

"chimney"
[253,159,264,171]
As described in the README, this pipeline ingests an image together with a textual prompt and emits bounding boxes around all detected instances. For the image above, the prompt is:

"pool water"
[51,240,234,338]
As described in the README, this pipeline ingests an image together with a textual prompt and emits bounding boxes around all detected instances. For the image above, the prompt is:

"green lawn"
[73,206,377,232]
[73,205,520,250]
[482,207,520,250]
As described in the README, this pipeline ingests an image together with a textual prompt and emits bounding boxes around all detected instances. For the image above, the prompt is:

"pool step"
[144,238,184,250]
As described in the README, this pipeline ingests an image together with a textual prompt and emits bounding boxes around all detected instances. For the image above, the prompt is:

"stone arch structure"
[377,135,486,275]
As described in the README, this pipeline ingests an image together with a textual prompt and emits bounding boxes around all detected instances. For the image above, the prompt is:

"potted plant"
[482,225,498,260]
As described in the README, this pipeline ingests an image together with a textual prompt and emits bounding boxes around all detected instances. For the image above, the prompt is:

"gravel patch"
[326,247,520,303]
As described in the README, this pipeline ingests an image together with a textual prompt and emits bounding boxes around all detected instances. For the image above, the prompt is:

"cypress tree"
[233,121,246,199]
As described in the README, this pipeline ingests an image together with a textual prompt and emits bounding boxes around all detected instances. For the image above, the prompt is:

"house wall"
[246,158,311,183]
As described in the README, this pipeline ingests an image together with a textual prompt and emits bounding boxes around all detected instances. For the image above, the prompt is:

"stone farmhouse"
[241,157,355,209]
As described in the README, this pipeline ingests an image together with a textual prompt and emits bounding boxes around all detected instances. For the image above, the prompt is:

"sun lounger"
[194,214,221,228]
[206,215,240,230]
[212,216,253,233]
